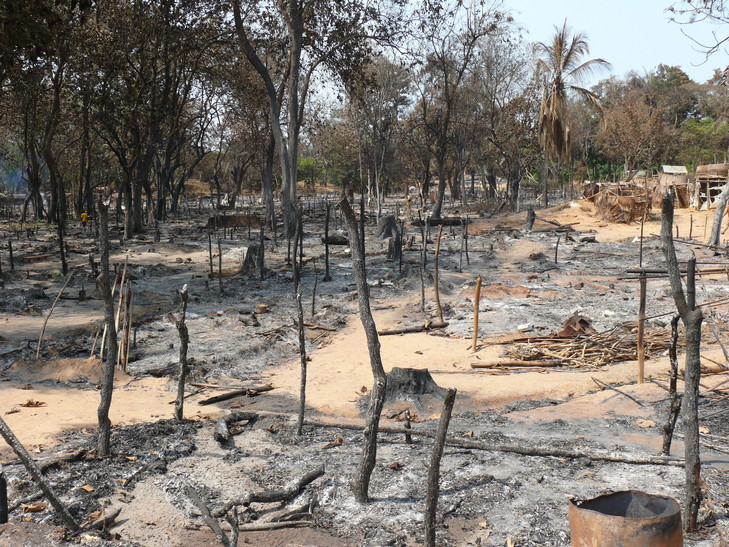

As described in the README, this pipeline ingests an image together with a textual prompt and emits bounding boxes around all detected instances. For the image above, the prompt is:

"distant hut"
[653,165,689,208]
[694,163,729,209]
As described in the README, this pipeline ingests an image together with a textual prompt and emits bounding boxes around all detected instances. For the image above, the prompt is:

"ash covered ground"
[1,197,729,546]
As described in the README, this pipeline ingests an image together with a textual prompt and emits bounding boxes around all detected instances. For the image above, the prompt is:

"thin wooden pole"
[217,238,223,295]
[36,271,76,360]
[638,272,647,383]
[434,225,444,323]
[472,276,482,352]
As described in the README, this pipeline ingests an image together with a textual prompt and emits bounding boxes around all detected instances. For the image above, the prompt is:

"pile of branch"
[505,326,679,368]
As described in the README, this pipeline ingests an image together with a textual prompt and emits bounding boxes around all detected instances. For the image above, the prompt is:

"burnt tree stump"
[385,367,445,402]
[241,244,264,277]
[376,215,397,239]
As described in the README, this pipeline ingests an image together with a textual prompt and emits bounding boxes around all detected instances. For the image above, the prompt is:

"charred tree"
[293,212,307,436]
[174,285,189,421]
[661,192,703,532]
[340,195,387,503]
[424,387,457,547]
[662,314,683,456]
[96,196,118,457]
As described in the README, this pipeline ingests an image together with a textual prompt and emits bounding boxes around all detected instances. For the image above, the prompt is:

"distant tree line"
[0,0,727,237]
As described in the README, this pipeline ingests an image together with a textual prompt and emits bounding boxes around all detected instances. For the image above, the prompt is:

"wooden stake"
[638,272,647,383]
[424,387,457,547]
[8,241,13,271]
[207,233,213,276]
[217,238,223,295]
[472,276,482,352]
[554,234,561,264]
[404,409,412,444]
[434,225,444,323]
[689,213,693,240]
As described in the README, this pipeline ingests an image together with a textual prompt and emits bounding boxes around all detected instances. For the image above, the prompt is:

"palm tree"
[536,21,610,207]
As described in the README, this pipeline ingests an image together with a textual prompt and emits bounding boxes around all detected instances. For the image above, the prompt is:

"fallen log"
[378,321,448,336]
[198,384,274,406]
[212,465,325,517]
[471,360,562,368]
[214,412,258,444]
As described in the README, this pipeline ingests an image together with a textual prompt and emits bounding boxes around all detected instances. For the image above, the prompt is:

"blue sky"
[505,0,728,85]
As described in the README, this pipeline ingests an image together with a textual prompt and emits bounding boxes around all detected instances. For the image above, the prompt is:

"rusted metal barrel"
[569,490,682,546]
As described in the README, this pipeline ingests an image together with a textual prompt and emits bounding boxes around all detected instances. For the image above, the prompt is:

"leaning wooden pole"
[293,213,307,436]
[340,195,387,503]
[424,388,457,547]
[661,191,703,532]
[0,416,79,532]
[36,270,76,360]
[472,276,482,352]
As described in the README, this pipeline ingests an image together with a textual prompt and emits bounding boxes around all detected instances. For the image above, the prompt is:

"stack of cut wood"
[506,326,677,368]
[593,183,651,223]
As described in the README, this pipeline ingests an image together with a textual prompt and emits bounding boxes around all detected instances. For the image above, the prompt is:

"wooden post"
[424,388,457,547]
[404,409,412,444]
[472,276,482,352]
[207,233,213,276]
[8,241,13,271]
[639,213,646,267]
[662,314,682,456]
[434,225,444,323]
[689,213,693,240]
[0,465,7,524]
[217,238,223,295]
[323,201,332,282]
[554,234,561,264]
[259,225,265,281]
[464,216,469,265]
[637,272,646,383]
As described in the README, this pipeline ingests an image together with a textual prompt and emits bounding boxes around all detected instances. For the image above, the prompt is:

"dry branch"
[212,465,325,517]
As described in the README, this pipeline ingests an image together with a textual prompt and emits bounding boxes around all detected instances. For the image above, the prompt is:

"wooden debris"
[378,320,448,336]
[505,326,677,369]
[471,360,562,369]
[591,377,645,406]
[213,412,258,444]
[198,384,274,406]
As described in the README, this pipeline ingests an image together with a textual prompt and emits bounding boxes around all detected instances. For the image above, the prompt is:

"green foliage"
[679,117,729,168]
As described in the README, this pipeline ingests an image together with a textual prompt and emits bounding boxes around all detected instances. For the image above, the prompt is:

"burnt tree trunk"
[662,314,682,456]
[96,197,118,457]
[174,285,189,421]
[424,387,457,547]
[661,192,703,532]
[707,182,729,246]
[340,196,387,503]
[294,212,307,436]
